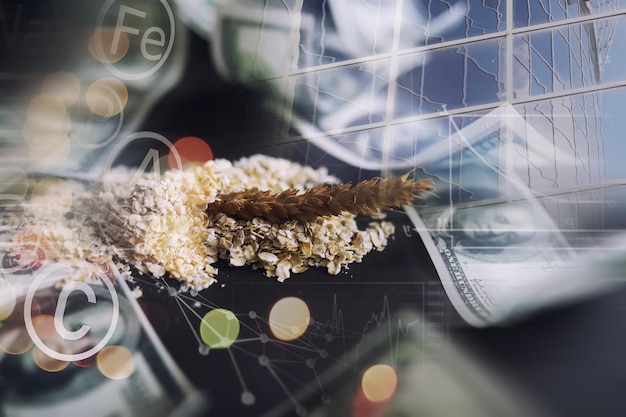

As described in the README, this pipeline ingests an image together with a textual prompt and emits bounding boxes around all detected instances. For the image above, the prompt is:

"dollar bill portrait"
[421,201,555,263]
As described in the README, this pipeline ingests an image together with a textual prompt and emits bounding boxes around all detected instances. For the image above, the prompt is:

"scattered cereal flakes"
[258,252,279,265]
[131,286,143,299]
[0,154,399,291]
[207,210,394,281]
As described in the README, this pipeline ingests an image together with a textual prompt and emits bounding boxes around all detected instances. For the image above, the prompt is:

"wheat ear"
[207,173,434,223]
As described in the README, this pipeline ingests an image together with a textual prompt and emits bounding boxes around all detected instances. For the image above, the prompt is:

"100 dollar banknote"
[404,188,626,327]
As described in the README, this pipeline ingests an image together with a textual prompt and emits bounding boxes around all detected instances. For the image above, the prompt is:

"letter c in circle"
[54,282,96,341]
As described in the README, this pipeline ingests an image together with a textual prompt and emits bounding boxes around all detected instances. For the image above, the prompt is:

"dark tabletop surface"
[134,32,626,417]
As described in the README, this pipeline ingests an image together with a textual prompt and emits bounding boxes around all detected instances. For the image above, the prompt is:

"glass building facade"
[214,0,626,240]
[215,1,624,177]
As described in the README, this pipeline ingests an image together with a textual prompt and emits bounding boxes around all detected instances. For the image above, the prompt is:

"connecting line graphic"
[352,295,425,369]
[262,357,308,417]
[227,348,254,405]
[126,267,428,414]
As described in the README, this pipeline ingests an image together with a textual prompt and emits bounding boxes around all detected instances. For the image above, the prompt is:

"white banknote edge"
[405,204,626,327]
[404,205,489,327]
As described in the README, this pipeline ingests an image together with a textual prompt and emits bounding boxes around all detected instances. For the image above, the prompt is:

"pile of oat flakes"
[2,155,396,292]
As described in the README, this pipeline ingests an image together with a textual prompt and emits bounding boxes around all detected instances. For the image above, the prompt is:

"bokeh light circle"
[0,325,33,355]
[89,27,130,63]
[200,308,240,349]
[268,297,310,341]
[97,345,135,379]
[41,72,81,107]
[86,77,128,118]
[0,297,40,355]
[168,136,214,169]
[23,93,71,154]
[0,278,16,320]
[31,314,58,341]
[26,93,67,122]
[33,339,71,372]
[22,115,70,148]
[361,364,398,402]
[28,134,70,168]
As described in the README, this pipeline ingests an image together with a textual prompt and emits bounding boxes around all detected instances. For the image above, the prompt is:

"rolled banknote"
[405,195,626,326]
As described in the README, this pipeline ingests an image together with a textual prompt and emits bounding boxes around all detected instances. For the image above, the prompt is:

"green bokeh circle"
[200,308,240,349]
